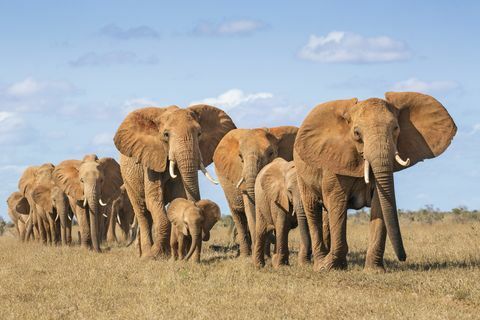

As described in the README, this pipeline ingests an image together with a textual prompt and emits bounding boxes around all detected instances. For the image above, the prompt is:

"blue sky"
[1,0,479,219]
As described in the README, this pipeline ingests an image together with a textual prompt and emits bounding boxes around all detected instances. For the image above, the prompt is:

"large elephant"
[167,198,221,263]
[53,155,123,252]
[31,178,75,246]
[7,191,30,241]
[18,163,56,244]
[213,126,298,257]
[113,105,235,259]
[294,92,456,271]
[107,185,135,244]
[253,158,311,268]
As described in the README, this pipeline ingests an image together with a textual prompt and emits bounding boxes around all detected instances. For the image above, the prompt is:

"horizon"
[1,0,479,219]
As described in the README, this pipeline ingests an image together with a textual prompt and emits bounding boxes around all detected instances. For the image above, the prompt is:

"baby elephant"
[253,158,311,268]
[167,198,221,263]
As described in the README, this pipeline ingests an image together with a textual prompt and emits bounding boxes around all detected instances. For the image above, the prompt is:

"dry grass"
[1,216,479,320]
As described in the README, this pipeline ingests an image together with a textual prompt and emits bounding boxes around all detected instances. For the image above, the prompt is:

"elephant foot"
[298,249,311,266]
[314,254,347,271]
[364,256,386,273]
[272,254,289,269]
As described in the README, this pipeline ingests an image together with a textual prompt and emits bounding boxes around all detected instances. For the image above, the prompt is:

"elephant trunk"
[85,184,101,252]
[185,227,202,263]
[243,155,262,202]
[173,141,200,201]
[369,151,406,262]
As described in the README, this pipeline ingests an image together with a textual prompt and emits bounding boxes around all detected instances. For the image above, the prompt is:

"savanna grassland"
[1,211,479,320]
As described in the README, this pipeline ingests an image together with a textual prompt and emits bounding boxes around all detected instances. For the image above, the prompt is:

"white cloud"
[5,77,76,97]
[190,89,273,111]
[298,31,411,63]
[99,24,160,40]
[193,19,266,36]
[92,132,113,146]
[191,89,308,128]
[468,123,480,136]
[391,78,458,94]
[0,112,28,145]
[70,51,158,67]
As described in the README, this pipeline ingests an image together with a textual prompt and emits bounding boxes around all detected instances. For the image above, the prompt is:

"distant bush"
[349,205,479,224]
[0,217,6,236]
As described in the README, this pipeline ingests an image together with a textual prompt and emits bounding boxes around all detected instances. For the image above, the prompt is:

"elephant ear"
[114,106,177,172]
[18,166,38,195]
[195,199,221,239]
[260,158,290,211]
[385,92,457,170]
[213,129,246,185]
[167,198,190,236]
[53,160,83,199]
[98,157,123,202]
[188,104,236,166]
[295,98,363,177]
[32,184,53,213]
[16,196,30,215]
[268,126,298,161]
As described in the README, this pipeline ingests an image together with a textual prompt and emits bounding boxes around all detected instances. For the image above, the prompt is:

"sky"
[1,0,479,219]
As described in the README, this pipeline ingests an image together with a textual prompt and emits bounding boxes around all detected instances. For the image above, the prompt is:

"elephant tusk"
[395,152,410,167]
[99,199,107,207]
[236,177,245,189]
[364,160,370,184]
[67,214,72,221]
[26,215,30,223]
[117,215,121,225]
[103,213,108,218]
[200,162,219,185]
[83,198,87,207]
[55,214,59,222]
[169,160,177,179]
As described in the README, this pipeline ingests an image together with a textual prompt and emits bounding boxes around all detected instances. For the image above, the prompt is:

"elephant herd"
[6,92,457,272]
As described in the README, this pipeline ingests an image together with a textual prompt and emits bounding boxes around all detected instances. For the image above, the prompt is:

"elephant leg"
[170,230,178,260]
[76,206,91,249]
[242,194,256,248]
[273,211,289,268]
[297,206,312,265]
[177,233,186,260]
[365,189,387,272]
[297,176,328,270]
[66,209,73,245]
[253,218,268,268]
[322,207,331,251]
[47,214,57,245]
[18,222,26,242]
[231,209,251,257]
[144,173,170,259]
[321,178,349,271]
[106,206,117,243]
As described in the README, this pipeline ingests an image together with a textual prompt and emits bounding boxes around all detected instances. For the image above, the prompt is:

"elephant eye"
[163,131,169,140]
[239,153,243,162]
[80,178,84,183]
[353,127,362,141]
[197,131,202,137]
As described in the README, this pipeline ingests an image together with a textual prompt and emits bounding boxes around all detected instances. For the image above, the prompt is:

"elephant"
[106,185,135,244]
[31,175,75,246]
[167,198,221,263]
[18,163,57,244]
[253,158,311,268]
[53,155,123,252]
[113,104,235,259]
[6,191,30,241]
[213,126,298,257]
[294,92,456,271]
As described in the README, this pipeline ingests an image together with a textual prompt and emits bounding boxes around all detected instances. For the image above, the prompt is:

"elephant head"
[214,126,297,202]
[53,155,123,251]
[295,92,456,261]
[7,191,30,239]
[114,105,236,201]
[167,198,221,262]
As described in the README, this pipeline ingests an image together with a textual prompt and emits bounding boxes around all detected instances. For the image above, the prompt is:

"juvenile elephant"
[114,105,235,259]
[253,158,311,268]
[31,178,75,246]
[167,198,221,263]
[107,185,135,244]
[294,92,456,271]
[213,126,298,257]
[53,155,123,252]
[7,191,30,241]
[18,163,57,244]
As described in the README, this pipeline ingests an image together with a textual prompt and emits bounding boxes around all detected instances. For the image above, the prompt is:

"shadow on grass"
[348,250,480,271]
